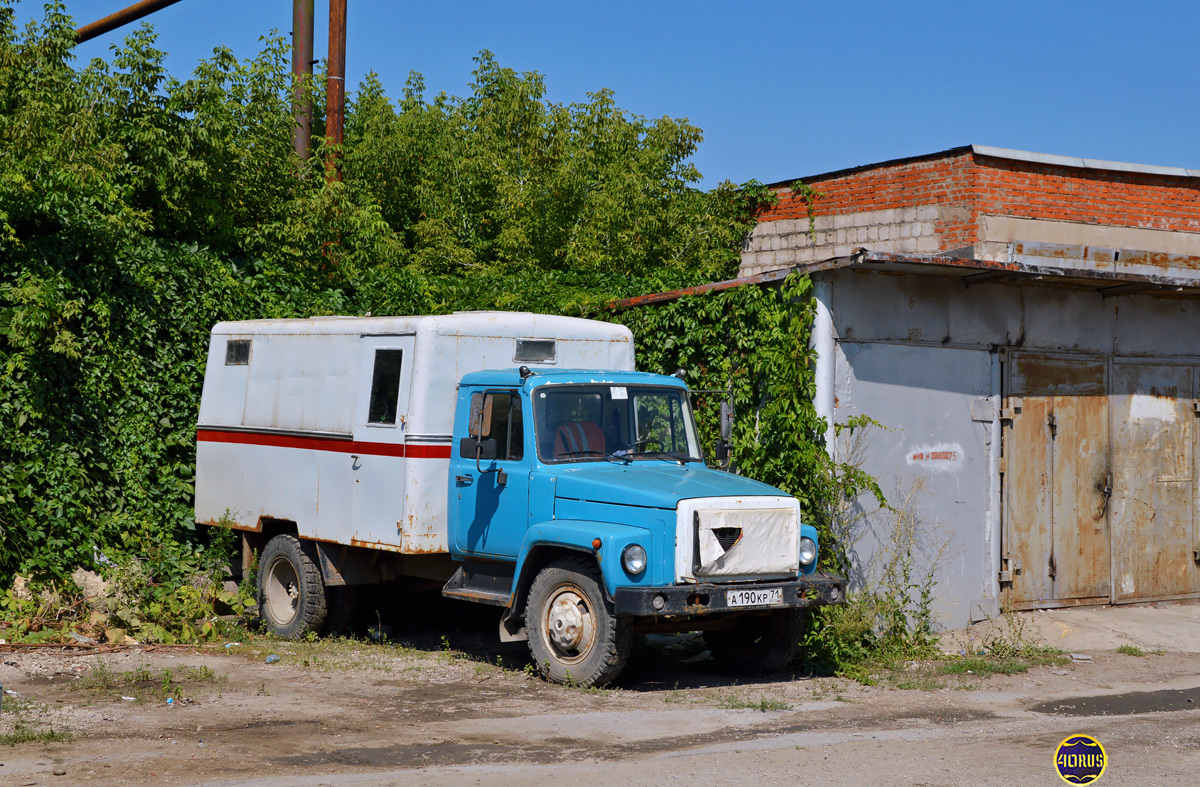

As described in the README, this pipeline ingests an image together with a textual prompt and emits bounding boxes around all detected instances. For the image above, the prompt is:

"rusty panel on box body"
[195,441,318,529]
[1110,363,1196,601]
[1006,353,1109,606]
[834,341,994,630]
[349,336,415,549]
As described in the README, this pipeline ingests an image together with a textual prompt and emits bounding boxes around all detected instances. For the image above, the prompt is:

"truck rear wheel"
[705,608,808,674]
[526,556,631,687]
[258,534,328,638]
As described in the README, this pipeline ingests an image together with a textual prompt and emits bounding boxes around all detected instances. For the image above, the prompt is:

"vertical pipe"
[326,0,347,180]
[811,276,837,462]
[291,0,315,159]
[985,350,1003,619]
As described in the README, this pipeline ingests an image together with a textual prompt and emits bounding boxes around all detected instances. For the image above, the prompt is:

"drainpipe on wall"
[811,276,837,462]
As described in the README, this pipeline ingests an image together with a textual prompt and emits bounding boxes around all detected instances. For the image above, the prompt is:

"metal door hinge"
[971,398,996,422]
[998,570,1013,583]
[1047,413,1057,439]
[1192,400,1200,414]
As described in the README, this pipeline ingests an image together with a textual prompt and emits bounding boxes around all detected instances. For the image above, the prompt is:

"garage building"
[737,145,1200,628]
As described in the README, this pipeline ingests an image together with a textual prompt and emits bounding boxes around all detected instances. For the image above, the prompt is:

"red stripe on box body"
[196,429,452,459]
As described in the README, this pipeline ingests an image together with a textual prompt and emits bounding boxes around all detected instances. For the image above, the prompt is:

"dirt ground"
[1,598,1198,787]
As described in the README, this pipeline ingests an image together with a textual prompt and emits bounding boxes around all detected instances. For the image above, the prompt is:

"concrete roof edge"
[762,146,973,190]
[970,144,1199,179]
[761,145,1200,191]
[608,249,1200,309]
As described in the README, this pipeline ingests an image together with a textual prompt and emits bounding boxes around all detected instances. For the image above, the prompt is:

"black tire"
[705,609,808,674]
[526,556,632,687]
[257,534,328,638]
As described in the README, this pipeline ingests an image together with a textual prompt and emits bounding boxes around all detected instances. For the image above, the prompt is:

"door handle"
[456,475,474,485]
[1094,472,1112,522]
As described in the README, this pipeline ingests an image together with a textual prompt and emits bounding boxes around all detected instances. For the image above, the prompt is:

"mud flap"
[499,609,527,642]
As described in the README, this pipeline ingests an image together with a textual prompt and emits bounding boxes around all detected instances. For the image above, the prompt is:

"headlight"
[622,544,647,575]
[798,537,817,567]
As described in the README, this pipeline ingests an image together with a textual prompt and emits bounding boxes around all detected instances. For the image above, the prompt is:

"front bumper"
[613,572,846,617]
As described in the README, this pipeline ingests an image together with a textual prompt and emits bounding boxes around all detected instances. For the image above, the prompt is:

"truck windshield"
[533,384,702,463]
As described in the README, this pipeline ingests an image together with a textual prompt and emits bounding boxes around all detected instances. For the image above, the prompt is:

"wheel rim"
[264,555,300,627]
[540,583,597,666]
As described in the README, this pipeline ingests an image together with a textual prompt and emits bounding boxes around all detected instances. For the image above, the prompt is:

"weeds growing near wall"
[800,470,951,679]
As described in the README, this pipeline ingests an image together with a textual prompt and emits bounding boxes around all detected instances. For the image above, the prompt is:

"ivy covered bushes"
[609,275,879,536]
[2,4,929,665]
[0,4,771,588]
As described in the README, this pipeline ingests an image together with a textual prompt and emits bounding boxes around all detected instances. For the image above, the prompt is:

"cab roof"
[459,368,688,389]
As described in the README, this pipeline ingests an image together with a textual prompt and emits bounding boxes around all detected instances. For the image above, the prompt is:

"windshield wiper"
[625,450,691,465]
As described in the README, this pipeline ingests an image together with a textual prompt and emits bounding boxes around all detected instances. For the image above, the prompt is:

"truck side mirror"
[719,401,734,442]
[480,395,494,438]
[715,401,734,468]
[468,393,495,438]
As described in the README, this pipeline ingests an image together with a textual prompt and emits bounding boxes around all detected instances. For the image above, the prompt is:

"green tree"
[0,4,773,586]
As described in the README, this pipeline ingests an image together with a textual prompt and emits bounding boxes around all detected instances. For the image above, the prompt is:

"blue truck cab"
[445,367,845,686]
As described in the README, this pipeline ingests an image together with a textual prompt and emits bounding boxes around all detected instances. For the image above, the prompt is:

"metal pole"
[326,0,347,180]
[292,0,315,159]
[74,0,184,44]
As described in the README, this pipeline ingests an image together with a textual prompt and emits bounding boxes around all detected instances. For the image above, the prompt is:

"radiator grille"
[712,527,742,551]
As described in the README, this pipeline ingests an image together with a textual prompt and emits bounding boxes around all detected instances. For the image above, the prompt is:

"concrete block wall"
[742,151,973,276]
[741,148,1200,277]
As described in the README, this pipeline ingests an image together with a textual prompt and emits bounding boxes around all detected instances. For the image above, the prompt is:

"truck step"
[441,563,514,607]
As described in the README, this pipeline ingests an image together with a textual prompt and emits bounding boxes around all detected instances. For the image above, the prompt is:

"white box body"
[195,312,635,554]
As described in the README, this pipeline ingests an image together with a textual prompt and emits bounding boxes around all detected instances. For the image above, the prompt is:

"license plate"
[725,587,783,608]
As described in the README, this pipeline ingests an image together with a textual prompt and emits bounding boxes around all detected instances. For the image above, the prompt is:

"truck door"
[451,389,530,559]
[349,335,416,548]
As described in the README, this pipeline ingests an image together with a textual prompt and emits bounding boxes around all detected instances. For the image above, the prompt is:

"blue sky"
[22,1,1200,188]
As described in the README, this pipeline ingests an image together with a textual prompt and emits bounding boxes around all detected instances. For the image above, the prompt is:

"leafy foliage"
[0,5,766,592]
[0,5,894,654]
[609,274,880,543]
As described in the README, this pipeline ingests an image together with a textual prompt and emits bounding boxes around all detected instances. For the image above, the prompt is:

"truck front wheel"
[705,609,808,674]
[258,534,328,638]
[526,556,631,687]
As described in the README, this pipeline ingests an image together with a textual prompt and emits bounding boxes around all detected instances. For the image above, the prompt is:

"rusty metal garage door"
[1004,353,1111,608]
[1109,363,1200,603]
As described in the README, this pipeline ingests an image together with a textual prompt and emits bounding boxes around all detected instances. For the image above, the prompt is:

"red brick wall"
[973,156,1200,233]
[760,149,1200,250]
[763,151,977,253]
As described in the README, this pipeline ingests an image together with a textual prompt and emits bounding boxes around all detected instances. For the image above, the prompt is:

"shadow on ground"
[328,584,830,691]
